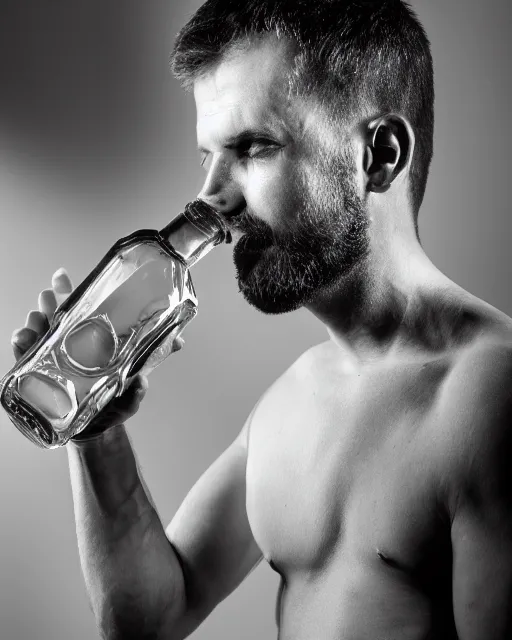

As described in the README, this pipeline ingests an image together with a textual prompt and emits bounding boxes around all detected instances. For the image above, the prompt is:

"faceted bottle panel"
[1,235,197,449]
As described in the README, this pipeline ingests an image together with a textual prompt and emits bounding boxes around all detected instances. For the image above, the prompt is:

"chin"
[231,208,371,315]
[235,256,311,315]
[232,243,295,314]
[238,283,306,315]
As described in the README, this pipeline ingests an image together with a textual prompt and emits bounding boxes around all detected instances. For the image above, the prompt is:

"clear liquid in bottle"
[1,200,229,448]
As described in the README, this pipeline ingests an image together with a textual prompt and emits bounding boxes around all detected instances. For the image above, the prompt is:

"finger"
[25,310,49,336]
[12,327,40,360]
[125,374,149,406]
[114,375,148,415]
[171,336,185,353]
[133,374,149,395]
[38,289,57,321]
[52,268,73,304]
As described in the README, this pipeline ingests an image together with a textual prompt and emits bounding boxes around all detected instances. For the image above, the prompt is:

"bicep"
[442,345,512,639]
[163,416,263,637]
[451,503,512,639]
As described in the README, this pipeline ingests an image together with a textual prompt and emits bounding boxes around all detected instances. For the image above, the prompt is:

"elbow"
[97,598,168,640]
[96,587,188,640]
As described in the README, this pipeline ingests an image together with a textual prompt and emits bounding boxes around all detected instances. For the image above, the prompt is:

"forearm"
[67,425,186,640]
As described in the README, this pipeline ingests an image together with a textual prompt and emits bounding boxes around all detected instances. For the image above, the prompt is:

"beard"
[230,152,370,315]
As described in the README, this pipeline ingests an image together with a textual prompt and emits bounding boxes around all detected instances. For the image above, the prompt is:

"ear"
[363,114,414,194]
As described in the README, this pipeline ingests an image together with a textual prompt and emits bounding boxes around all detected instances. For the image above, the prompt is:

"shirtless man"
[11,1,512,639]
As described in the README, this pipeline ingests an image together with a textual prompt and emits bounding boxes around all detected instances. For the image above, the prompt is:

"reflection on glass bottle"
[0,200,230,449]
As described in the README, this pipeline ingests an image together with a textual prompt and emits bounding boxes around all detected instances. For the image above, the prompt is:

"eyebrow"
[197,127,278,155]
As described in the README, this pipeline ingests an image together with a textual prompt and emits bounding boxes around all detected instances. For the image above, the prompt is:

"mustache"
[228,210,273,238]
[228,209,314,252]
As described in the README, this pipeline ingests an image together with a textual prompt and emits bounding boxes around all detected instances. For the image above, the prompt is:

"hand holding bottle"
[2,201,226,448]
[10,268,184,442]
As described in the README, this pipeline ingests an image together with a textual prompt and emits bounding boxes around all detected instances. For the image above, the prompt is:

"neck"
[306,208,479,366]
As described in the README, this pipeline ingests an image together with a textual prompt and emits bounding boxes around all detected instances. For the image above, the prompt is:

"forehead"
[193,37,300,144]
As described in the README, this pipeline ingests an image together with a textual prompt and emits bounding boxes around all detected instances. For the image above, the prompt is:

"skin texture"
[191,37,512,639]
[195,38,372,316]
[12,36,512,640]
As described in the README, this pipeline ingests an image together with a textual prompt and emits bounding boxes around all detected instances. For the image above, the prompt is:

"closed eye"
[198,136,282,171]
[236,138,282,160]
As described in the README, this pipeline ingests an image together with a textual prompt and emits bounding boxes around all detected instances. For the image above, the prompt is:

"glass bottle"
[0,200,231,449]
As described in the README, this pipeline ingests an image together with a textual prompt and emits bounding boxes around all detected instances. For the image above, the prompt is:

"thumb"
[117,374,148,411]
[171,336,185,354]
[129,373,149,398]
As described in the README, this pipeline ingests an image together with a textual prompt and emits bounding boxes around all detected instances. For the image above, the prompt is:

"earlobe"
[365,115,412,194]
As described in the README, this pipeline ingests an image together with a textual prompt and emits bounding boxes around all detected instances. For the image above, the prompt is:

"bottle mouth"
[184,200,232,245]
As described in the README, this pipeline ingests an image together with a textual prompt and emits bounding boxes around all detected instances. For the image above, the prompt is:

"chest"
[245,365,450,578]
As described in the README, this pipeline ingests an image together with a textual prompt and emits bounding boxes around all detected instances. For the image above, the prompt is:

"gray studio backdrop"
[0,1,510,639]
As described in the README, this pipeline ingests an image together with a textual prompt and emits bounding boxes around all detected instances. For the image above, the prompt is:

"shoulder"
[438,334,512,512]
[442,334,512,413]
[266,339,344,392]
[250,339,342,417]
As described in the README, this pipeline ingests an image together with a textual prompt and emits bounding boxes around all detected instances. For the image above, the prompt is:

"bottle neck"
[159,200,231,267]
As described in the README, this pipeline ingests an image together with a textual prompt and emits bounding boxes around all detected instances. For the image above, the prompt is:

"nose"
[198,154,245,217]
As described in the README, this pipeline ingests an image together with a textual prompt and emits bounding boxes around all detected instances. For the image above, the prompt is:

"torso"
[245,309,512,640]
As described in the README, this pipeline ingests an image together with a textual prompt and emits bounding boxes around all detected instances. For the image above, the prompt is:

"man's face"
[194,37,369,314]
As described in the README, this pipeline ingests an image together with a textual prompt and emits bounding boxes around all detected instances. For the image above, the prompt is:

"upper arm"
[162,408,263,639]
[451,498,512,639]
[448,344,512,639]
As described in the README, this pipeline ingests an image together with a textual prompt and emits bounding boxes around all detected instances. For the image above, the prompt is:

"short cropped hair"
[171,0,434,225]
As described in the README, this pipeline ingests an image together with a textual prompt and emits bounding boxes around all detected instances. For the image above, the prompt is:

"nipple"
[376,549,403,571]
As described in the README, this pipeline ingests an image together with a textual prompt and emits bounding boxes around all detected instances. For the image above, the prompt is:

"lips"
[218,203,246,225]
